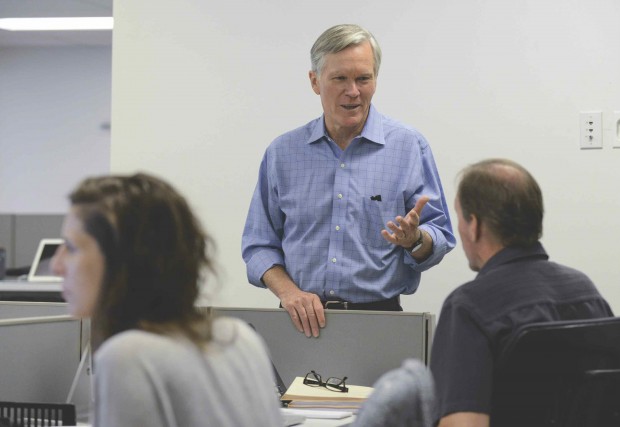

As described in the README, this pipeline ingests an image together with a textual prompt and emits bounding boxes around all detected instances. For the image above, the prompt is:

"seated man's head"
[456,159,543,271]
[52,173,213,341]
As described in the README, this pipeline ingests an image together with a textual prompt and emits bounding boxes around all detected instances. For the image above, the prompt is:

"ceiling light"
[0,17,113,31]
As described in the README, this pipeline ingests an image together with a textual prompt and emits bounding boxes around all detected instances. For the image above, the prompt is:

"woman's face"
[51,207,105,318]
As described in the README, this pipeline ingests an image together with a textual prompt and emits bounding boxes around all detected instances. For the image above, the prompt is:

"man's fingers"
[305,305,321,338]
[381,228,399,245]
[284,292,325,337]
[313,298,326,328]
[413,195,430,216]
[304,294,326,337]
[287,304,313,337]
[381,197,429,247]
[297,307,313,338]
[385,221,401,235]
[286,307,304,333]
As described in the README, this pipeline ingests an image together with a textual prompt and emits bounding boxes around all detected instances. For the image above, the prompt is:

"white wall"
[111,0,620,318]
[0,46,111,213]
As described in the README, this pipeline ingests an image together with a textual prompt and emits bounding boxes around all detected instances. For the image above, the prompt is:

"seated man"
[430,159,613,427]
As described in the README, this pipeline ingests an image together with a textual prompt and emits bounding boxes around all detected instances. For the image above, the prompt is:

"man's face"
[455,196,481,272]
[309,40,376,140]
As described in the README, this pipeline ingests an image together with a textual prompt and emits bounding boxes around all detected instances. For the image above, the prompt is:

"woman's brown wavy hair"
[69,173,214,346]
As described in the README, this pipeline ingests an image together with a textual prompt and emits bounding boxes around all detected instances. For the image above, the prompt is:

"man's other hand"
[280,288,326,338]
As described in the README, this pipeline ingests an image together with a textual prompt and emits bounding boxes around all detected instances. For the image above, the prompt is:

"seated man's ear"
[466,214,480,242]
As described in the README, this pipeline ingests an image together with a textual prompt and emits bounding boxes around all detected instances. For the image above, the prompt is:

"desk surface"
[291,414,354,426]
[67,416,354,427]
[0,279,64,302]
[0,279,62,292]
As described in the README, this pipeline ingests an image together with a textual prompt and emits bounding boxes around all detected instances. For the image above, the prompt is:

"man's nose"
[344,81,360,97]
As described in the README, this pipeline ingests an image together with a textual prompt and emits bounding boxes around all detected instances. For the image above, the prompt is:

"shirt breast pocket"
[359,197,404,249]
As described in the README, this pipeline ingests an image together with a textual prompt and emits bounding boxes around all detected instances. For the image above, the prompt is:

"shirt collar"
[477,241,549,278]
[307,104,385,145]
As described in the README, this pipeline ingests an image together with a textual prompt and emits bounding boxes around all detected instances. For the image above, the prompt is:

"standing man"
[242,24,455,337]
[431,159,613,427]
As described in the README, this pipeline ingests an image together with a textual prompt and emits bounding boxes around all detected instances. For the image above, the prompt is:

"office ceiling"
[0,0,112,47]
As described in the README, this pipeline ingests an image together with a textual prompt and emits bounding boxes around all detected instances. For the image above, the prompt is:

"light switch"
[613,111,620,149]
[579,111,602,149]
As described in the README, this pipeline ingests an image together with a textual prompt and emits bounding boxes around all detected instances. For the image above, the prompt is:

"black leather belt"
[322,296,402,311]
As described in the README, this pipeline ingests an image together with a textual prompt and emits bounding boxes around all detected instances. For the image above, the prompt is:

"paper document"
[281,407,353,420]
[287,401,361,410]
[282,377,373,402]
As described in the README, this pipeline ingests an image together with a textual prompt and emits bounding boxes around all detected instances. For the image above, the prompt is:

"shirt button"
[331,257,337,263]
[337,193,343,199]
[340,163,345,168]
[329,290,335,295]
[335,225,340,231]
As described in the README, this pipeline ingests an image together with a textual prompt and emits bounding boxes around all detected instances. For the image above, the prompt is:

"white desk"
[0,279,63,302]
[297,416,354,426]
[66,416,355,427]
[0,279,62,292]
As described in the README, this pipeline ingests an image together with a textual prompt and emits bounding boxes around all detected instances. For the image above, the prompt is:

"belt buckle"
[325,300,348,310]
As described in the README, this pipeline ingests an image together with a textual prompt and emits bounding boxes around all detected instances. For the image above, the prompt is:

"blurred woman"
[52,173,283,427]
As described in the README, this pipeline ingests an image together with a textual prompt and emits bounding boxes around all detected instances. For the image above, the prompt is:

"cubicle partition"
[0,301,68,320]
[0,302,90,419]
[0,213,64,269]
[0,315,81,403]
[210,307,434,387]
[0,214,65,302]
[0,281,64,302]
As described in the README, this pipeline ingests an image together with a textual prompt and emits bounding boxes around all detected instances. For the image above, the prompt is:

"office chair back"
[353,358,435,427]
[491,316,620,427]
[0,402,76,427]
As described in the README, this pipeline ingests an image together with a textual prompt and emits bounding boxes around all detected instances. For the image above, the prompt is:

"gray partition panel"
[0,214,14,267]
[0,316,81,403]
[211,307,432,387]
[0,301,68,320]
[14,214,64,268]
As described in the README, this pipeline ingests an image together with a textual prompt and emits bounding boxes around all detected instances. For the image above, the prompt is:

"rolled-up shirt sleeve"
[403,139,456,271]
[242,150,285,287]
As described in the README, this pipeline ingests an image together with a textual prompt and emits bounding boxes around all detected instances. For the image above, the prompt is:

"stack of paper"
[281,377,374,411]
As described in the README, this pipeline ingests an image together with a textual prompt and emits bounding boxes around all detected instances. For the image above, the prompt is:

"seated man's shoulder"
[546,260,593,283]
[442,277,488,308]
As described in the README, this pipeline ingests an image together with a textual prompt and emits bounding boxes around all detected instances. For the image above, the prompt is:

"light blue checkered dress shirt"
[242,105,455,303]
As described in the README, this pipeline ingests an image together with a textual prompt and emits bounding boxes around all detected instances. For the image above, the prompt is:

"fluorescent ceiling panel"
[0,17,113,31]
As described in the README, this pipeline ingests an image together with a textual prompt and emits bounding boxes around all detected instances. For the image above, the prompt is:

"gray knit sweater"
[93,317,284,427]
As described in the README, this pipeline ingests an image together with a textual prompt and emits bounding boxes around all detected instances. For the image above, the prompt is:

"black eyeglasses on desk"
[303,370,349,393]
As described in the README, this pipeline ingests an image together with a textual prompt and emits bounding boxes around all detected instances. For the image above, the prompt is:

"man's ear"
[467,214,480,242]
[309,71,320,95]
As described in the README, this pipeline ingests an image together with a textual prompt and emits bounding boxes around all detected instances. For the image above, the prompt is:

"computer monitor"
[27,239,63,282]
